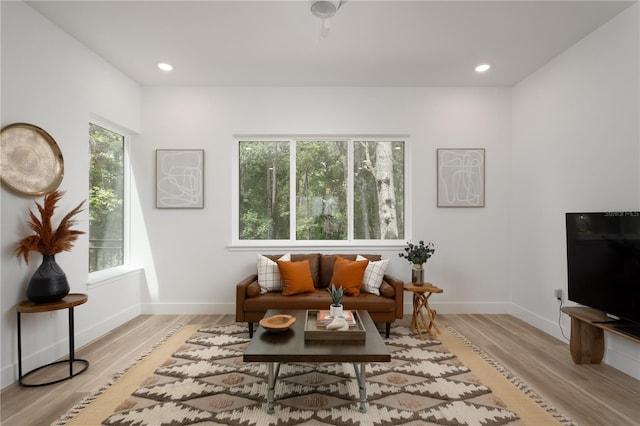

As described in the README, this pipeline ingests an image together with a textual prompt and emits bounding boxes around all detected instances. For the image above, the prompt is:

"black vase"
[26,254,70,303]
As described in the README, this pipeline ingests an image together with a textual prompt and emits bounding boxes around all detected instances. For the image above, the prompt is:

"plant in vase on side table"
[399,240,435,285]
[15,190,86,303]
[400,240,442,339]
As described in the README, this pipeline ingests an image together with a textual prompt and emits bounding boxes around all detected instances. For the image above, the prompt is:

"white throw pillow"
[257,253,291,293]
[357,255,389,296]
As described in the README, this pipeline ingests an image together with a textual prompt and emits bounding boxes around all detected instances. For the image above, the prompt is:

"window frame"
[231,135,411,249]
[87,119,132,283]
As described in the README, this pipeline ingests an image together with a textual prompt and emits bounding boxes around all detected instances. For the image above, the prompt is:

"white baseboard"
[141,303,236,315]
[8,300,630,389]
[509,303,569,343]
[141,301,511,316]
[509,303,639,380]
[1,304,140,389]
[413,301,511,315]
[604,337,640,380]
[76,304,142,347]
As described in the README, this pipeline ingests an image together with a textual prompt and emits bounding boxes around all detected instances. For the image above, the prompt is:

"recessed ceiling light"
[158,62,173,71]
[475,64,491,73]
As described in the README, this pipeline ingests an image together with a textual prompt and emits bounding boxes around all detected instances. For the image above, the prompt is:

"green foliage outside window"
[239,141,290,239]
[354,141,404,239]
[296,141,347,240]
[238,139,405,242]
[89,123,124,272]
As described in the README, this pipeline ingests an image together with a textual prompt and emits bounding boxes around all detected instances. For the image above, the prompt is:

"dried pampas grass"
[15,190,85,264]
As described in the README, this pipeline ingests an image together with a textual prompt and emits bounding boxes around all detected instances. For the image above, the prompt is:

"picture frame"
[1,123,64,196]
[156,149,204,209]
[437,148,485,207]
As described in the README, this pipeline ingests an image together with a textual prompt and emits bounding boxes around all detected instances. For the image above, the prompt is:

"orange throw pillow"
[277,259,315,296]
[330,256,369,296]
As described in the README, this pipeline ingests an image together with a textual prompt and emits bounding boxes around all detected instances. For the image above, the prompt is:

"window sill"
[227,241,406,251]
[87,265,143,289]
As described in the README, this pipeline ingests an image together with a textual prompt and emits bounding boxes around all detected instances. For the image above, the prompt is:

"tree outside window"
[353,141,405,239]
[89,123,125,272]
[238,139,405,242]
[296,141,347,240]
[239,141,290,240]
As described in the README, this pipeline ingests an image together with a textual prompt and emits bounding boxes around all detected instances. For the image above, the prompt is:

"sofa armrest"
[236,274,258,322]
[383,273,405,319]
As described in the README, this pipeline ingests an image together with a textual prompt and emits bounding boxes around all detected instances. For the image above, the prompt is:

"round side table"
[404,283,443,340]
[16,293,89,387]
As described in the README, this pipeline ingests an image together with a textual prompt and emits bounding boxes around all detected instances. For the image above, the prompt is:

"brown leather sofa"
[236,253,404,338]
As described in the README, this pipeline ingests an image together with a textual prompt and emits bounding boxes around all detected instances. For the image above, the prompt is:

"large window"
[238,138,405,243]
[88,123,125,272]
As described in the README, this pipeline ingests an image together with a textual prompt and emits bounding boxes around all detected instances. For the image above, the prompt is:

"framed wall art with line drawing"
[156,149,204,209]
[437,148,485,207]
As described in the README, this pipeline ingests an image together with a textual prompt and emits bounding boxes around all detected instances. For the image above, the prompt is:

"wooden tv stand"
[561,306,640,364]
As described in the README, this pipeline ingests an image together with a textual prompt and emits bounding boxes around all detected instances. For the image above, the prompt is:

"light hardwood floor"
[1,314,638,425]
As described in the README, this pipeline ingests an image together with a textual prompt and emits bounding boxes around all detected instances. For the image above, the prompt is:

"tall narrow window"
[89,123,125,273]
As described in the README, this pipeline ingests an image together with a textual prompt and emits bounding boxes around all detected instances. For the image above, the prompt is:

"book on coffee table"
[316,310,357,327]
[304,310,366,340]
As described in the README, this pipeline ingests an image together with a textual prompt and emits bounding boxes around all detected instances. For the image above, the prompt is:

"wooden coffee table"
[243,309,390,413]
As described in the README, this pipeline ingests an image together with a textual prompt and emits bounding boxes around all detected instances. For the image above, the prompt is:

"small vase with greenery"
[327,284,344,318]
[399,240,435,266]
[399,240,435,284]
[16,190,85,303]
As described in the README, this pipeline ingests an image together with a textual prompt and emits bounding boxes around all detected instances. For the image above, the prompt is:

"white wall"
[511,4,640,379]
[1,2,143,388]
[135,86,512,314]
[2,0,638,389]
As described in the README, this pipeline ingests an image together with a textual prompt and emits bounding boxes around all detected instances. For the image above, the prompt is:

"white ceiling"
[26,0,635,87]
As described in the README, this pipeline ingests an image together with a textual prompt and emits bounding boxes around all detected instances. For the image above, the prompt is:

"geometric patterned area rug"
[55,323,575,426]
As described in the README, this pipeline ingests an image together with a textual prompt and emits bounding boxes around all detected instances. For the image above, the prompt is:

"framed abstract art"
[156,149,204,208]
[437,148,485,207]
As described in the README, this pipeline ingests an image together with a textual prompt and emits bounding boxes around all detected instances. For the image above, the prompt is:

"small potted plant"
[399,240,435,284]
[327,283,344,318]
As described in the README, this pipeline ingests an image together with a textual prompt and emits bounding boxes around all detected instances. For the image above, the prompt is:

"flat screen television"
[565,212,640,336]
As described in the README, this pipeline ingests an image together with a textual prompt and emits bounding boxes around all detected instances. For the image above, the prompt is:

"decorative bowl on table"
[259,314,296,333]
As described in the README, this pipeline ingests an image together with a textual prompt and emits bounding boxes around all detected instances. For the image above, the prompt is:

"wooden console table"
[16,293,89,387]
[561,306,640,364]
[404,283,443,340]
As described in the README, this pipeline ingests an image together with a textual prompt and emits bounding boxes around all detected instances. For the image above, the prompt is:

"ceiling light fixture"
[311,0,340,19]
[475,64,491,73]
[311,0,341,40]
[158,62,173,72]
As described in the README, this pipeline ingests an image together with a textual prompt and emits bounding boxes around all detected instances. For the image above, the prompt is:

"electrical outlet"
[554,289,562,300]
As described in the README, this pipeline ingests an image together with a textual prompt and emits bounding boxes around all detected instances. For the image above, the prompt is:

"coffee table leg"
[267,362,281,414]
[352,362,367,412]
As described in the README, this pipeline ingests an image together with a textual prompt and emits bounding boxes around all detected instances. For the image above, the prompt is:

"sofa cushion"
[243,289,396,314]
[379,281,395,298]
[277,259,315,296]
[267,253,321,287]
[319,254,381,289]
[257,253,290,293]
[357,255,389,296]
[330,256,369,296]
[246,281,261,297]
